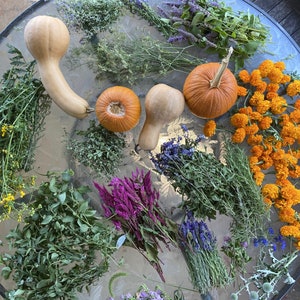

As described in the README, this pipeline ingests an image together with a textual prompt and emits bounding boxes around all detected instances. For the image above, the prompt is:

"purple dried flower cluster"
[151,125,204,176]
[179,211,217,252]
[253,227,287,251]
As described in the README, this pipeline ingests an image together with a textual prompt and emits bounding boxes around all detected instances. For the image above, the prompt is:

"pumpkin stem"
[210,47,233,88]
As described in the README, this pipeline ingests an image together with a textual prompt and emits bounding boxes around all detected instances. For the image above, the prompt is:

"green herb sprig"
[0,170,118,299]
[123,0,269,70]
[69,31,206,86]
[0,46,51,220]
[67,119,126,180]
[55,0,124,40]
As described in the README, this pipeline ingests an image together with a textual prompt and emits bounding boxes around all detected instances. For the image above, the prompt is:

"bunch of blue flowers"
[178,211,232,295]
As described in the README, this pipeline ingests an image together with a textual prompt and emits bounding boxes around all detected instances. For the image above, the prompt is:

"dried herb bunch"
[151,125,269,243]
[55,0,124,40]
[67,119,126,180]
[1,170,118,299]
[179,211,232,295]
[123,0,269,70]
[69,31,205,86]
[0,46,51,220]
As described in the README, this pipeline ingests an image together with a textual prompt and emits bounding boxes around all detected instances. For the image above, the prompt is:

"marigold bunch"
[227,59,300,247]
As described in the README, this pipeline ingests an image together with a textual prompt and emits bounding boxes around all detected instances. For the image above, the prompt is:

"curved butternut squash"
[24,15,93,119]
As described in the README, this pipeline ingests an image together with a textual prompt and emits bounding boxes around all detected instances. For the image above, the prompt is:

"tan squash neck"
[210,47,233,88]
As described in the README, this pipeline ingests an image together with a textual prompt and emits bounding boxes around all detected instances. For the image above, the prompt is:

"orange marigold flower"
[295,240,300,250]
[203,120,216,137]
[250,69,262,86]
[266,91,279,100]
[274,61,285,71]
[260,154,273,170]
[279,114,290,126]
[247,134,263,145]
[256,100,271,114]
[237,86,248,97]
[231,128,246,144]
[253,170,265,186]
[281,182,298,200]
[280,225,300,238]
[268,67,283,84]
[255,81,267,93]
[249,91,265,106]
[258,59,274,77]
[239,106,252,115]
[287,80,300,97]
[258,116,272,130]
[281,122,298,139]
[280,74,291,84]
[239,69,251,83]
[230,113,249,128]
[289,109,300,123]
[289,165,300,179]
[270,96,287,114]
[274,164,289,180]
[251,145,264,157]
[249,111,263,121]
[262,183,279,199]
[245,123,259,135]
[267,83,280,93]
[294,99,300,109]
[278,207,296,224]
[271,148,285,161]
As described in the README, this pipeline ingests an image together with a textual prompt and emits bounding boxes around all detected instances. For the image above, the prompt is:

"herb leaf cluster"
[0,170,118,299]
[151,127,269,243]
[0,46,51,218]
[55,0,124,40]
[67,119,126,180]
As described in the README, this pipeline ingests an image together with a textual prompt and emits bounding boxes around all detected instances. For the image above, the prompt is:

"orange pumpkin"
[95,86,141,132]
[183,47,238,119]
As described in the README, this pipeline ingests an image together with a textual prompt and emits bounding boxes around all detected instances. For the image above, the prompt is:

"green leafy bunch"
[123,0,269,70]
[151,126,269,243]
[0,170,118,299]
[0,46,51,219]
[55,0,124,40]
[67,119,126,180]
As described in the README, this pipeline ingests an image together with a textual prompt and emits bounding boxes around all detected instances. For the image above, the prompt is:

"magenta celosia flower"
[94,168,177,282]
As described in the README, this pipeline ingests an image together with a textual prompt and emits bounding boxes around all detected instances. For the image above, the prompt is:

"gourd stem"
[210,47,233,88]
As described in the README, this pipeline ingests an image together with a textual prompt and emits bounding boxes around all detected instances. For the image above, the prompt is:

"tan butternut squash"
[24,15,93,119]
[138,83,185,151]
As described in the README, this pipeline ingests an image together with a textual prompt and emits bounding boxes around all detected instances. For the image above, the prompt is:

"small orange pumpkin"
[95,86,141,132]
[183,47,238,119]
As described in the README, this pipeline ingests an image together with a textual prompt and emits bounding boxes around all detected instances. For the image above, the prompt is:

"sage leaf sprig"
[0,170,118,299]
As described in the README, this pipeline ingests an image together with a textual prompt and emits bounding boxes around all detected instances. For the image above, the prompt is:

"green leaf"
[77,220,89,233]
[37,279,52,289]
[1,266,12,279]
[62,216,74,223]
[41,215,53,225]
[58,192,66,204]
